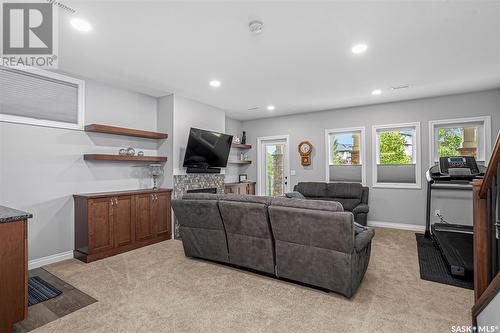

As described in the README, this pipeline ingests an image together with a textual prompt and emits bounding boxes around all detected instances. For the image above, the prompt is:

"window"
[325,127,366,184]
[429,116,491,165]
[372,122,421,189]
[0,66,85,130]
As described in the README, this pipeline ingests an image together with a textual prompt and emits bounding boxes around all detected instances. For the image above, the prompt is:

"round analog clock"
[298,141,313,166]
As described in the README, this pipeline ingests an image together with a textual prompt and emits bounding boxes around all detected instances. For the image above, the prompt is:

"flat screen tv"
[182,128,233,173]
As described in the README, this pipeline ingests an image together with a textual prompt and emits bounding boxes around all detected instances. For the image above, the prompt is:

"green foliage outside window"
[437,128,463,157]
[379,131,411,165]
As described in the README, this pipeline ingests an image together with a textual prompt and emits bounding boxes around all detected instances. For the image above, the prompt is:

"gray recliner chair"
[294,182,370,225]
[171,193,229,263]
[218,195,275,274]
[268,197,374,298]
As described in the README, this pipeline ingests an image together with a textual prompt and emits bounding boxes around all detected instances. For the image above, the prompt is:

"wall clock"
[298,141,313,166]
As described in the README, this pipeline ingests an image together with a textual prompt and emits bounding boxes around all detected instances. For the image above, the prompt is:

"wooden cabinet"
[0,207,32,333]
[88,197,114,253]
[135,194,154,242]
[154,192,171,237]
[224,182,256,195]
[74,189,172,263]
[114,195,134,247]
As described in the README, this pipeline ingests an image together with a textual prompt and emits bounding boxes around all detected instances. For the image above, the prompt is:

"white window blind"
[0,66,84,129]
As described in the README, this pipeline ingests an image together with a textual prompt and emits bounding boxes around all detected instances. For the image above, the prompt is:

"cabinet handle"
[110,199,114,206]
[115,198,118,205]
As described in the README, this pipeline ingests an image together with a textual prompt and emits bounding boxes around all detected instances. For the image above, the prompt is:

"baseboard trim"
[28,251,74,270]
[367,220,425,232]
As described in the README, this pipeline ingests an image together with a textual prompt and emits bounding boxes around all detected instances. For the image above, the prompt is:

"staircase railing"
[472,131,500,324]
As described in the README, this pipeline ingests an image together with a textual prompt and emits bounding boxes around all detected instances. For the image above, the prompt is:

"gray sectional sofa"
[172,193,375,298]
[293,182,370,225]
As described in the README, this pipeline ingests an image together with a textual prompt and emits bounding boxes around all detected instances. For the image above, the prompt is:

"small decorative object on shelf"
[239,174,248,183]
[241,131,247,144]
[119,148,127,156]
[149,164,164,190]
[137,151,144,156]
[233,136,241,144]
[126,147,135,156]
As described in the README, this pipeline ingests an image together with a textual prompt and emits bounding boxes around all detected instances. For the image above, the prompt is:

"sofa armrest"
[353,203,369,215]
[355,228,374,252]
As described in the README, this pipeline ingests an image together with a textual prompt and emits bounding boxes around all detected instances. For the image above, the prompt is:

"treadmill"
[425,156,486,279]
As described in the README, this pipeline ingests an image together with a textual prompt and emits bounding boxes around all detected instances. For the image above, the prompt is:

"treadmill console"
[438,156,482,179]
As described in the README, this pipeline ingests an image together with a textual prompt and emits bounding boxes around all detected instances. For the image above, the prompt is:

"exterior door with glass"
[258,137,289,196]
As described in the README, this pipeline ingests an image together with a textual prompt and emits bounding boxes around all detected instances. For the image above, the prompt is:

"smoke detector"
[249,20,263,34]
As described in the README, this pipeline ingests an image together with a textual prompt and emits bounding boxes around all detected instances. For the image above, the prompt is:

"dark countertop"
[225,181,256,185]
[74,188,173,199]
[0,205,33,223]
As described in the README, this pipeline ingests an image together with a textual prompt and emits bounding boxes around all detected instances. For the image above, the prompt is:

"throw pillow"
[284,191,305,199]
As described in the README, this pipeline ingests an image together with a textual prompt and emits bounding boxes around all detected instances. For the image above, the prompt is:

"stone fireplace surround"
[172,174,225,238]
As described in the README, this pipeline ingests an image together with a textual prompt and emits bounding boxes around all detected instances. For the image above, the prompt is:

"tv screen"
[182,128,233,169]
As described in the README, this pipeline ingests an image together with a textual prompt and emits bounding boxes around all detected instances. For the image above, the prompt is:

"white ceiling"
[61,0,500,120]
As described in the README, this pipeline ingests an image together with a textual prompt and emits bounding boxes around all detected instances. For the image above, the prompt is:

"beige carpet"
[37,228,473,332]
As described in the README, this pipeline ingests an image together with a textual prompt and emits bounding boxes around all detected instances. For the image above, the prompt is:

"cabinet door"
[153,192,171,238]
[135,194,154,242]
[88,198,114,253]
[247,183,255,195]
[114,196,134,247]
[225,185,234,194]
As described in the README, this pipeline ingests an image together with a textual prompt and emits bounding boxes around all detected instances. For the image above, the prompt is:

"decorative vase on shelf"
[119,148,127,156]
[126,147,135,156]
[137,151,144,157]
[149,164,164,190]
[241,131,247,144]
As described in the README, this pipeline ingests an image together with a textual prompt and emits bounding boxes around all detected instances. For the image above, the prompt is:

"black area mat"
[415,233,473,290]
[28,276,62,306]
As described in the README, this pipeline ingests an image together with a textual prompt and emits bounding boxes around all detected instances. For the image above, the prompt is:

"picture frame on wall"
[239,174,248,183]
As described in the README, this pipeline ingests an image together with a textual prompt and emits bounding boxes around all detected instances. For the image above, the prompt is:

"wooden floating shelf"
[84,154,168,162]
[231,143,252,149]
[85,124,168,140]
[228,160,252,165]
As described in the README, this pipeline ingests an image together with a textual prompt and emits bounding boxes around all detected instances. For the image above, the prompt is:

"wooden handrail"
[479,131,500,198]
[472,130,500,324]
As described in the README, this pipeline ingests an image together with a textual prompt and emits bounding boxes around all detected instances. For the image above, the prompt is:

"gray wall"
[225,117,248,183]
[0,79,164,261]
[241,89,500,227]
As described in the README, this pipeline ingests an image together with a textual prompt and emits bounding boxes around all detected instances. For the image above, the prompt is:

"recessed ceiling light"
[351,43,368,54]
[267,105,275,111]
[371,89,382,96]
[70,18,92,32]
[209,80,221,88]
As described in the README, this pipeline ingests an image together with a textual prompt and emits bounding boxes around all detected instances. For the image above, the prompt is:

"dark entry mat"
[415,233,473,290]
[28,276,62,306]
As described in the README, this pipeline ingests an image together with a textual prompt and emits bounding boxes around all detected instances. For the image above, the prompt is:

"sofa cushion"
[220,194,272,205]
[330,198,360,212]
[327,183,362,199]
[294,182,328,198]
[271,197,344,212]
